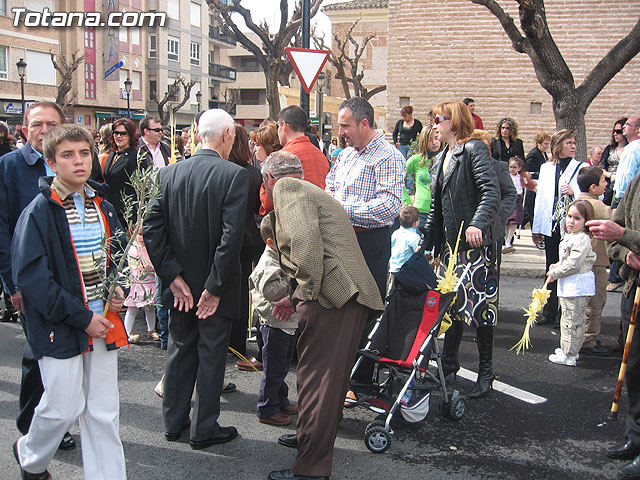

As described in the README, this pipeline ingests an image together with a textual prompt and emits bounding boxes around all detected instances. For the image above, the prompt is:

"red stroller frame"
[347,264,470,453]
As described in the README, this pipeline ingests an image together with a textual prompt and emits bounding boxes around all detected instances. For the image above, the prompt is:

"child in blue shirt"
[388,206,421,293]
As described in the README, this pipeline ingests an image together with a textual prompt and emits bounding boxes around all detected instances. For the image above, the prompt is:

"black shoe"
[537,315,556,325]
[165,419,191,441]
[607,440,640,460]
[619,455,640,479]
[278,433,298,448]
[580,345,609,357]
[268,469,328,480]
[58,432,75,450]
[189,426,238,449]
[13,441,52,479]
[222,382,237,393]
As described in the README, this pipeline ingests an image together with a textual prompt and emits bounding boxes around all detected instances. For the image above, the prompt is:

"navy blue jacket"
[0,144,46,294]
[12,178,128,359]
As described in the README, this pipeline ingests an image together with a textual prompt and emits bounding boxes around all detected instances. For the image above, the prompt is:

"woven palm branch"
[511,277,551,354]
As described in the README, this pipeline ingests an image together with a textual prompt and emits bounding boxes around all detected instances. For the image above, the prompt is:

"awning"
[95,111,145,119]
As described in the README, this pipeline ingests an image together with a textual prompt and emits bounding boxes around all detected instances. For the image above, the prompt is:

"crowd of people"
[1,98,640,480]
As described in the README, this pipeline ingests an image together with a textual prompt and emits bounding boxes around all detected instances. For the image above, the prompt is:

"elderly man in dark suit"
[262,151,384,480]
[143,108,248,450]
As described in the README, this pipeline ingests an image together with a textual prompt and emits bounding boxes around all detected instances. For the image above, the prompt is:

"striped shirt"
[325,132,405,228]
[52,179,105,315]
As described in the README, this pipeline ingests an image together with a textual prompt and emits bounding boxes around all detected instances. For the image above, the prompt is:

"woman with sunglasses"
[491,117,525,164]
[423,102,500,399]
[103,118,144,229]
[601,118,628,207]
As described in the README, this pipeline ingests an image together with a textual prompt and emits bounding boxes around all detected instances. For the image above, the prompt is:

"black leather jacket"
[423,139,500,256]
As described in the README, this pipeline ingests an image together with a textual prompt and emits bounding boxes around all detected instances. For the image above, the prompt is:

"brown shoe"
[280,403,298,416]
[147,330,161,341]
[236,357,263,371]
[344,390,357,408]
[607,282,623,292]
[258,412,292,426]
[129,334,140,344]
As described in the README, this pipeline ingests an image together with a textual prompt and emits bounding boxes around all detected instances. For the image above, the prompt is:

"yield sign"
[285,47,330,94]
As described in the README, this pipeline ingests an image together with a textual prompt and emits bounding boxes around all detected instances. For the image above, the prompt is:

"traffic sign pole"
[300,0,310,116]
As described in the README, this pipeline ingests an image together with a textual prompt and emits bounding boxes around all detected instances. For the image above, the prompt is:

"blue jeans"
[398,144,410,159]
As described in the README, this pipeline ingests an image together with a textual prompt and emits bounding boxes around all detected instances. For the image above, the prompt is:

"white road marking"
[429,361,548,404]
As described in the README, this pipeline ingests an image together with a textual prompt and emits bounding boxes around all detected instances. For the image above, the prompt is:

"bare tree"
[222,87,240,114]
[50,51,87,111]
[313,20,386,101]
[153,76,197,125]
[208,0,322,119]
[472,0,640,159]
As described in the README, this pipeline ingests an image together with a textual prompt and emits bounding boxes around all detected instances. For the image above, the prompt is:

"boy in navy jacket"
[11,124,128,480]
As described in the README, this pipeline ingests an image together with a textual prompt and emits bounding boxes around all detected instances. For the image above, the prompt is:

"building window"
[119,27,128,42]
[84,114,92,126]
[168,0,179,20]
[399,96,410,107]
[149,79,157,100]
[85,63,96,99]
[190,2,200,27]
[132,70,141,91]
[84,29,95,48]
[149,35,157,58]
[240,89,260,105]
[240,57,259,72]
[168,37,179,62]
[26,50,56,85]
[530,101,542,115]
[0,0,7,16]
[190,42,201,66]
[131,28,140,46]
[0,46,8,80]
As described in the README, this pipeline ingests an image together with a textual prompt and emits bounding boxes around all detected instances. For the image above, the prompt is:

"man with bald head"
[614,116,640,205]
[144,109,247,450]
[0,101,77,450]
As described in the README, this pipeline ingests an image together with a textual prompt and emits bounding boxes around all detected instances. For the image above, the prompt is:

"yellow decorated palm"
[511,277,551,354]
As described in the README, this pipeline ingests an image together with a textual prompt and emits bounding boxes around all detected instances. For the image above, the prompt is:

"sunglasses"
[147,127,163,133]
[434,115,451,125]
[113,131,129,136]
[614,129,624,134]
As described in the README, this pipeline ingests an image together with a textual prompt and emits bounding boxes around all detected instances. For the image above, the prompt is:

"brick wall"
[386,0,640,155]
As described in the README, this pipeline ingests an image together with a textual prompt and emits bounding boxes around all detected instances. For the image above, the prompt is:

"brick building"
[386,0,640,155]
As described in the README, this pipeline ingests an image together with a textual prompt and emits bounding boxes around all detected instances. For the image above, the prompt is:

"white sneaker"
[154,374,165,398]
[549,351,577,366]
[555,348,579,360]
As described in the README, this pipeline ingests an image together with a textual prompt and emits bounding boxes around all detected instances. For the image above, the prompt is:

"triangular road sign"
[285,47,330,94]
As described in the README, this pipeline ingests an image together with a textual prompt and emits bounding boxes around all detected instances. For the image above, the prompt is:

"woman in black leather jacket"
[424,101,500,399]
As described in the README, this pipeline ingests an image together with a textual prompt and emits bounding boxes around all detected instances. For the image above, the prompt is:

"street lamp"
[16,58,27,117]
[123,77,132,119]
[196,90,202,113]
[316,72,326,141]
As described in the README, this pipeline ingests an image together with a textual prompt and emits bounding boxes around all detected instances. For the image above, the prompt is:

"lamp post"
[315,72,325,141]
[123,78,132,119]
[196,90,202,113]
[16,58,27,117]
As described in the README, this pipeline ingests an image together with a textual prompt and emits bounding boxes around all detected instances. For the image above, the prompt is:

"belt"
[353,225,386,232]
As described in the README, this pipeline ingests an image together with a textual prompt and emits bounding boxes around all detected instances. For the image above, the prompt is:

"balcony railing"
[209,26,236,47]
[209,63,237,82]
[209,100,236,116]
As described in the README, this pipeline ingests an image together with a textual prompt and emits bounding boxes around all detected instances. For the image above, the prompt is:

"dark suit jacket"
[525,146,548,177]
[103,146,148,228]
[143,148,248,319]
[241,163,262,248]
[137,137,171,167]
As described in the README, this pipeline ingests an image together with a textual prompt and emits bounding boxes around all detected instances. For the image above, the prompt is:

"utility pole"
[300,0,310,116]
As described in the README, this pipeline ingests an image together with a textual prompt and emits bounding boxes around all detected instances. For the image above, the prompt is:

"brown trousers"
[291,294,369,477]
[584,265,608,348]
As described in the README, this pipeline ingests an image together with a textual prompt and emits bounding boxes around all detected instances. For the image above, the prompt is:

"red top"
[472,113,484,130]
[259,135,330,214]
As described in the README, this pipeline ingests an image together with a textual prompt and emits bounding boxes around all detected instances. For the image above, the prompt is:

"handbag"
[551,163,581,232]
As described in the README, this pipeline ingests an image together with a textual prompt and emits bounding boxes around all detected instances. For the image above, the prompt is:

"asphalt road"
[0,276,630,479]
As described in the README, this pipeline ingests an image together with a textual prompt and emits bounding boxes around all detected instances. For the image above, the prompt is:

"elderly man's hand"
[10,292,23,313]
[586,219,626,242]
[272,297,295,322]
[627,252,640,271]
[170,274,194,312]
[196,289,220,319]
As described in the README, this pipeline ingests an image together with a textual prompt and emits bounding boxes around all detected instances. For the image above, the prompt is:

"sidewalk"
[499,226,547,278]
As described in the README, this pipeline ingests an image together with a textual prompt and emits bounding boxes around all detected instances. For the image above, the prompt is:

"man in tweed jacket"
[263,152,383,480]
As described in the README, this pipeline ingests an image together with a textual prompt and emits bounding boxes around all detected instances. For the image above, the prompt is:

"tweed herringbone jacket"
[270,177,384,314]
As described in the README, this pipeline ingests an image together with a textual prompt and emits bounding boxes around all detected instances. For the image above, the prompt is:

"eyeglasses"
[276,121,285,128]
[614,129,624,134]
[147,127,163,133]
[433,115,451,125]
[113,131,129,136]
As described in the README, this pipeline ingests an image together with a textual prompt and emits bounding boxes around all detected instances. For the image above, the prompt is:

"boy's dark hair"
[260,215,274,243]
[139,116,162,135]
[399,205,420,228]
[463,97,474,105]
[563,199,595,235]
[43,124,94,162]
[278,105,307,133]
[578,166,604,193]
[339,97,375,128]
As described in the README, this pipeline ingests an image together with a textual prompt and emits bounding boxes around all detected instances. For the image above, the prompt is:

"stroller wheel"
[365,419,386,434]
[448,395,466,421]
[364,426,391,453]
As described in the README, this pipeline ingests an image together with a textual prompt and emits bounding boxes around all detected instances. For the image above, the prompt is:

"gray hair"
[261,151,304,179]
[198,108,234,143]
[339,97,374,128]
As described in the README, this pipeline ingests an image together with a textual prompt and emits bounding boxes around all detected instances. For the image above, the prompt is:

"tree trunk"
[265,63,281,120]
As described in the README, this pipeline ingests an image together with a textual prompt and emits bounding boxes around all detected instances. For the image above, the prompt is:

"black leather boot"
[441,320,463,378]
[469,325,495,399]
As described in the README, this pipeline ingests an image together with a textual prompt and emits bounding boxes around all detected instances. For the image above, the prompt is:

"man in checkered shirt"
[326,97,406,299]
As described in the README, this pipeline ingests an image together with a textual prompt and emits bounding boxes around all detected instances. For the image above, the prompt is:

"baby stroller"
[347,248,469,454]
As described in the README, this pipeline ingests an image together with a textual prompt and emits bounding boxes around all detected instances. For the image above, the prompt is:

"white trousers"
[16,338,126,479]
